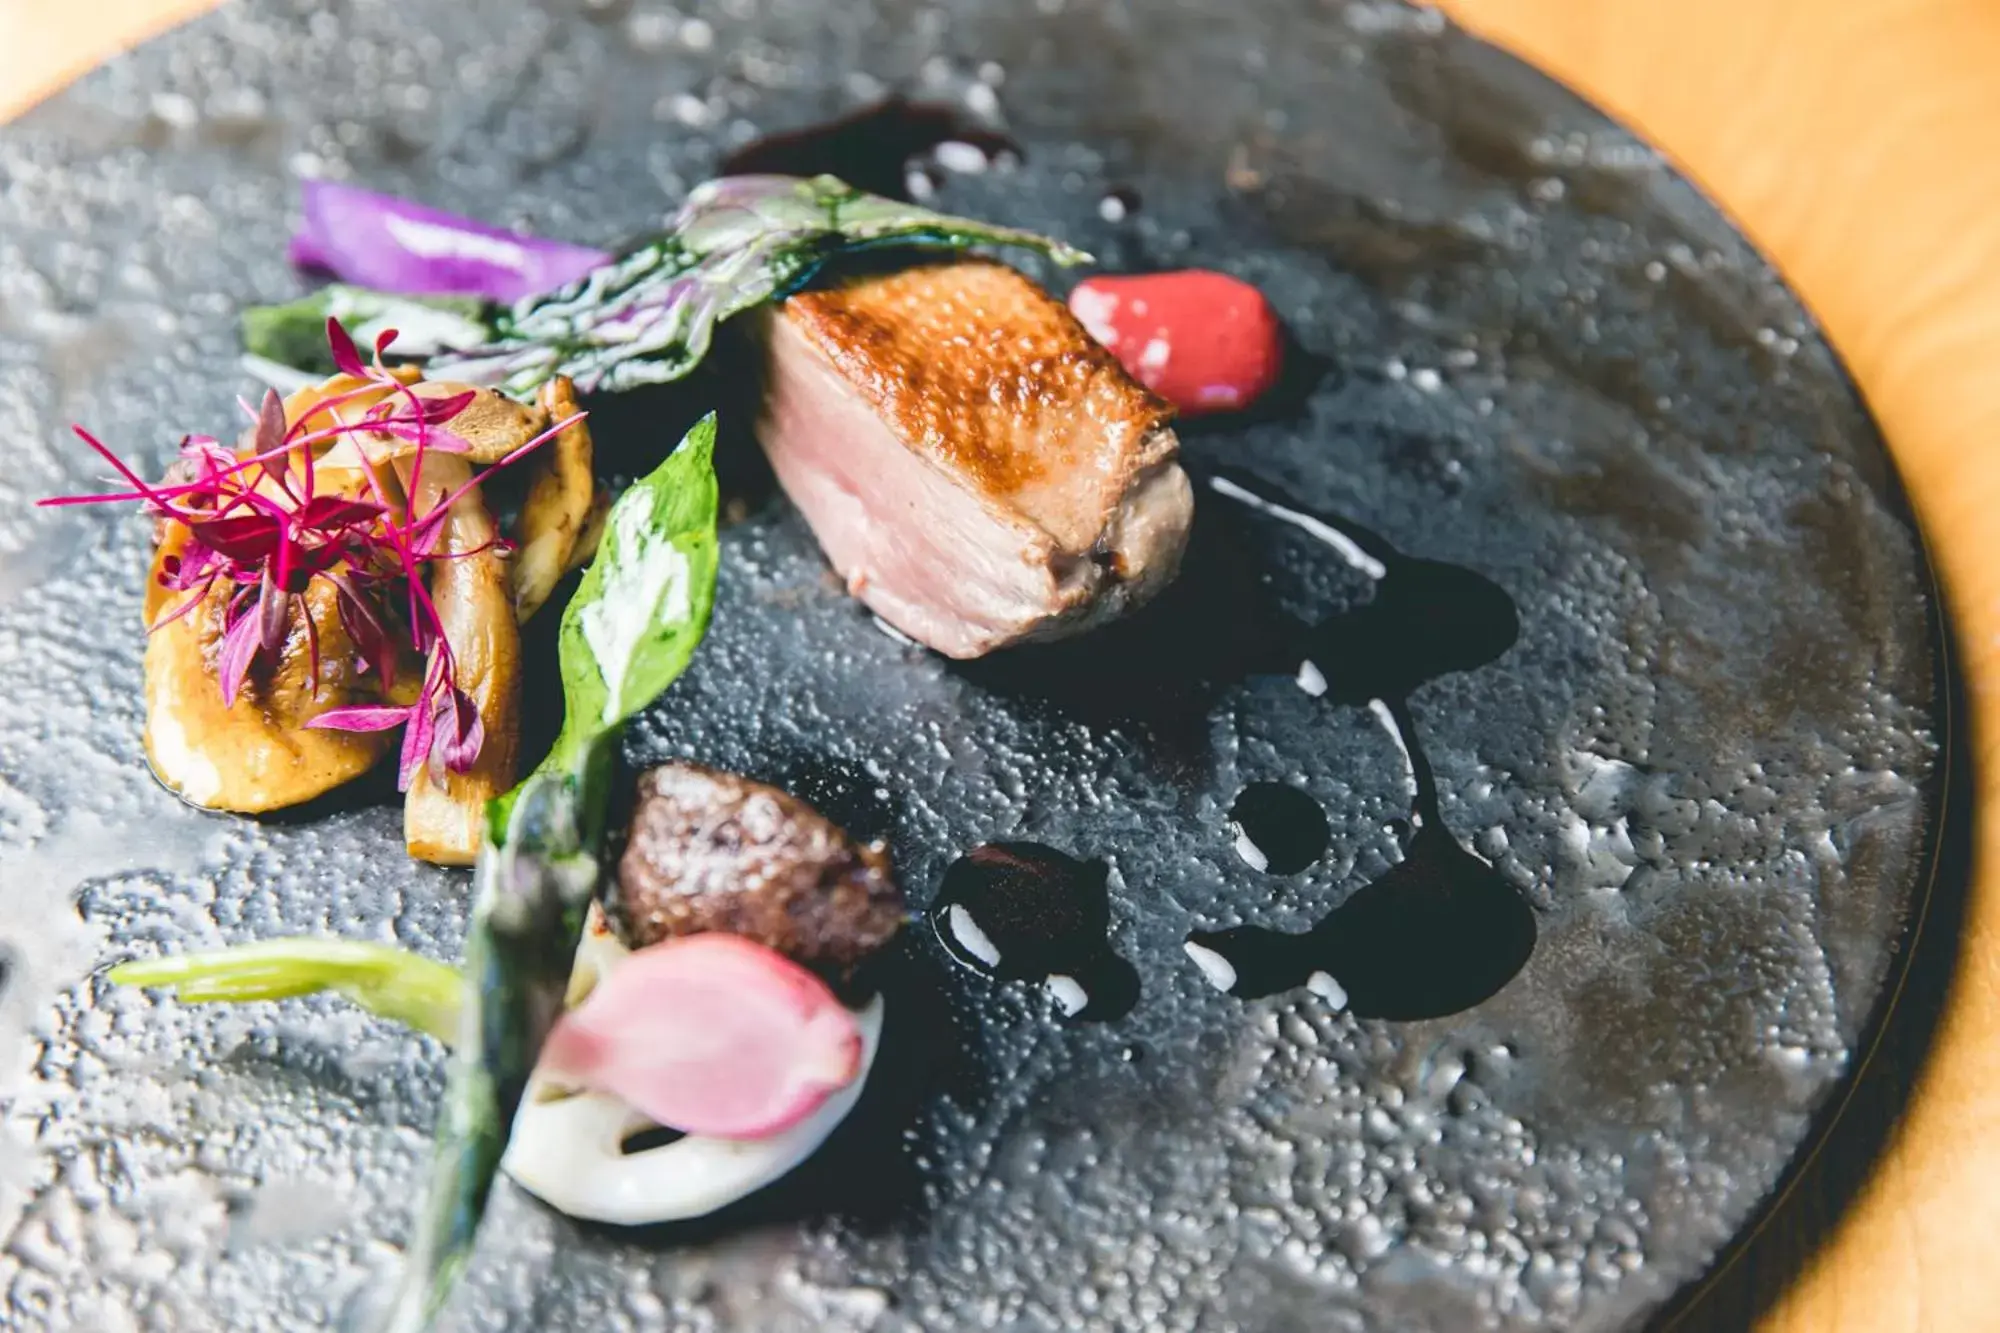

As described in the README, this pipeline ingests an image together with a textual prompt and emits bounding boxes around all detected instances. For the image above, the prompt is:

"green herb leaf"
[553,411,720,759]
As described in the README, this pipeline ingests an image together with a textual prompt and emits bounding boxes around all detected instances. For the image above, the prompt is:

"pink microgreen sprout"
[42,319,584,788]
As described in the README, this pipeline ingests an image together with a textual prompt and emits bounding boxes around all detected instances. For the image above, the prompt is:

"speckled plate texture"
[0,2,1951,1331]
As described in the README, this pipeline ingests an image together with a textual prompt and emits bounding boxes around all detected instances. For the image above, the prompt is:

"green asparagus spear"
[385,412,719,1331]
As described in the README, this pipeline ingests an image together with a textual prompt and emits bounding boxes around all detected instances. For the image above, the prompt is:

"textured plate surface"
[0,2,1947,1330]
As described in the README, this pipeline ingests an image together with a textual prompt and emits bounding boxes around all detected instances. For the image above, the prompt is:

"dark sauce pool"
[1181,473,1538,1018]
[933,472,1539,1023]
[1190,698,1538,1019]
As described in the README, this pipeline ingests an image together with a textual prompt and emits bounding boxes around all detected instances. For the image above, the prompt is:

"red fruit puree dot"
[1068,269,1284,416]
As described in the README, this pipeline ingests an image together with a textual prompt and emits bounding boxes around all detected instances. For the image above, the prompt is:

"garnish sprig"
[43,319,582,787]
[244,174,1089,398]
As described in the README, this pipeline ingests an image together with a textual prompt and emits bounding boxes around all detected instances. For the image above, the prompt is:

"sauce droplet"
[930,842,1139,1021]
[1227,782,1329,875]
[721,98,1022,202]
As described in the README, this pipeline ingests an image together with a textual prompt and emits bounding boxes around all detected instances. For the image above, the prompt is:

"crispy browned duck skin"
[755,258,1195,659]
[612,763,906,981]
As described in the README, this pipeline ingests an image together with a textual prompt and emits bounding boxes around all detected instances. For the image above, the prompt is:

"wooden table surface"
[8,2,1999,1329]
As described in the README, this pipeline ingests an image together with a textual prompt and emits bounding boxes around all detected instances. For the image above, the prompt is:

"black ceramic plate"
[0,2,1950,1330]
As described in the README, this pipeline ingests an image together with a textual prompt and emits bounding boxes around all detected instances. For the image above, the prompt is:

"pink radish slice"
[540,933,864,1139]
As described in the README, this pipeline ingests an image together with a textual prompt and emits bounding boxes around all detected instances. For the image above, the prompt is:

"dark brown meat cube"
[612,763,905,979]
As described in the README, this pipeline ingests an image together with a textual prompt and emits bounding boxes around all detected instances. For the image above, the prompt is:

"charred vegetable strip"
[243,174,1088,397]
[396,449,523,865]
[387,412,719,1332]
[511,378,599,622]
